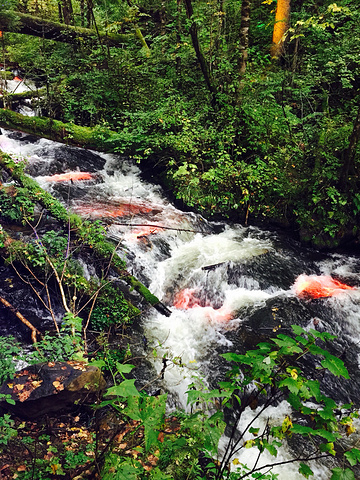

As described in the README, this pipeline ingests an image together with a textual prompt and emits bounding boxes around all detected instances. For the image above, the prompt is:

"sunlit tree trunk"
[270,0,290,58]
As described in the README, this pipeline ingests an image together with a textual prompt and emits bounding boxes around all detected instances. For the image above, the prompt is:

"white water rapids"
[1,128,360,479]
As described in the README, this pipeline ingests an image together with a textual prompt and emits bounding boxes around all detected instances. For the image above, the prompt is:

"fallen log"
[0,88,45,109]
[0,109,118,152]
[0,10,131,47]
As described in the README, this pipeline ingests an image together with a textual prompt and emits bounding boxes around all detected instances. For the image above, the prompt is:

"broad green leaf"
[278,377,300,394]
[263,439,278,457]
[272,335,297,347]
[306,379,321,401]
[291,325,306,335]
[116,363,135,374]
[330,468,355,480]
[308,329,336,341]
[106,379,140,398]
[221,352,247,363]
[321,356,349,378]
[287,392,302,411]
[316,430,339,442]
[291,424,316,436]
[318,408,336,421]
[89,359,106,369]
[344,448,360,466]
[308,344,328,357]
[299,463,314,478]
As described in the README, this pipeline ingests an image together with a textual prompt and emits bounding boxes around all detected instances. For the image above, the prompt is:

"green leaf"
[263,439,278,457]
[222,352,249,363]
[308,329,336,341]
[106,379,140,398]
[287,392,302,411]
[315,430,339,442]
[306,379,321,401]
[291,325,307,336]
[291,424,316,436]
[321,356,349,378]
[299,463,314,478]
[278,377,300,394]
[344,448,360,466]
[330,468,355,480]
[116,363,135,375]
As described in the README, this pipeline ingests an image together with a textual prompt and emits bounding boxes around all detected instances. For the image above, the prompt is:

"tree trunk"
[270,0,291,58]
[0,109,118,152]
[183,0,217,101]
[0,88,46,109]
[238,0,251,78]
[60,0,74,25]
[0,10,130,47]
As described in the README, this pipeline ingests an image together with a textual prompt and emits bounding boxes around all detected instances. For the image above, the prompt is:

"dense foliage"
[1,0,360,247]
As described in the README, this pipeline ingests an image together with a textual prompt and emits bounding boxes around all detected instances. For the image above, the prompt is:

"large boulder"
[0,361,106,419]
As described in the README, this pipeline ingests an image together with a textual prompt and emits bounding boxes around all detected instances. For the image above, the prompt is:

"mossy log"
[0,152,172,316]
[0,88,46,108]
[0,109,118,152]
[0,10,131,47]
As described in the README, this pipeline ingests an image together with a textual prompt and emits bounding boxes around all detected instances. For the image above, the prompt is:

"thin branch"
[113,222,205,234]
[0,295,41,344]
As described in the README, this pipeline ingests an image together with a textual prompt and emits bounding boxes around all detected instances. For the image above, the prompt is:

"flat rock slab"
[0,361,106,419]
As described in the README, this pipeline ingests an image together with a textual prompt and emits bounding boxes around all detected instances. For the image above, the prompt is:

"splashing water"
[293,274,356,299]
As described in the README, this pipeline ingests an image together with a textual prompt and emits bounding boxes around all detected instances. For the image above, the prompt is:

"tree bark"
[0,10,130,47]
[0,88,46,109]
[270,0,291,58]
[183,0,217,101]
[0,109,118,151]
[238,0,251,78]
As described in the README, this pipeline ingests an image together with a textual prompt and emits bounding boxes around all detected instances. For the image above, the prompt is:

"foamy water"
[1,128,360,478]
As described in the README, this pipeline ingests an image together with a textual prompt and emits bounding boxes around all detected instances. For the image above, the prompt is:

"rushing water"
[1,128,360,478]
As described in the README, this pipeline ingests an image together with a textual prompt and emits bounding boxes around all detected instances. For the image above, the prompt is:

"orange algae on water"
[173,288,233,323]
[44,172,94,182]
[294,274,355,299]
[74,202,153,218]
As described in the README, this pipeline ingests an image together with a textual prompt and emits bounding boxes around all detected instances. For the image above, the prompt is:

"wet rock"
[0,361,106,419]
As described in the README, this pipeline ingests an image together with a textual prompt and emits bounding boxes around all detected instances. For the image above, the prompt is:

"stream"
[0,127,360,479]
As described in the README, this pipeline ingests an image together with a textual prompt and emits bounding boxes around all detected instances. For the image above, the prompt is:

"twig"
[113,222,205,234]
[0,295,41,344]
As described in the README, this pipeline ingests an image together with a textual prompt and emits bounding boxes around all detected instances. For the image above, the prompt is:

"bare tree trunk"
[59,0,74,25]
[0,10,130,47]
[270,0,291,58]
[238,0,251,78]
[183,0,217,102]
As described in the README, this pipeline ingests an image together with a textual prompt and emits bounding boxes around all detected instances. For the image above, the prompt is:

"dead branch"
[0,295,41,344]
